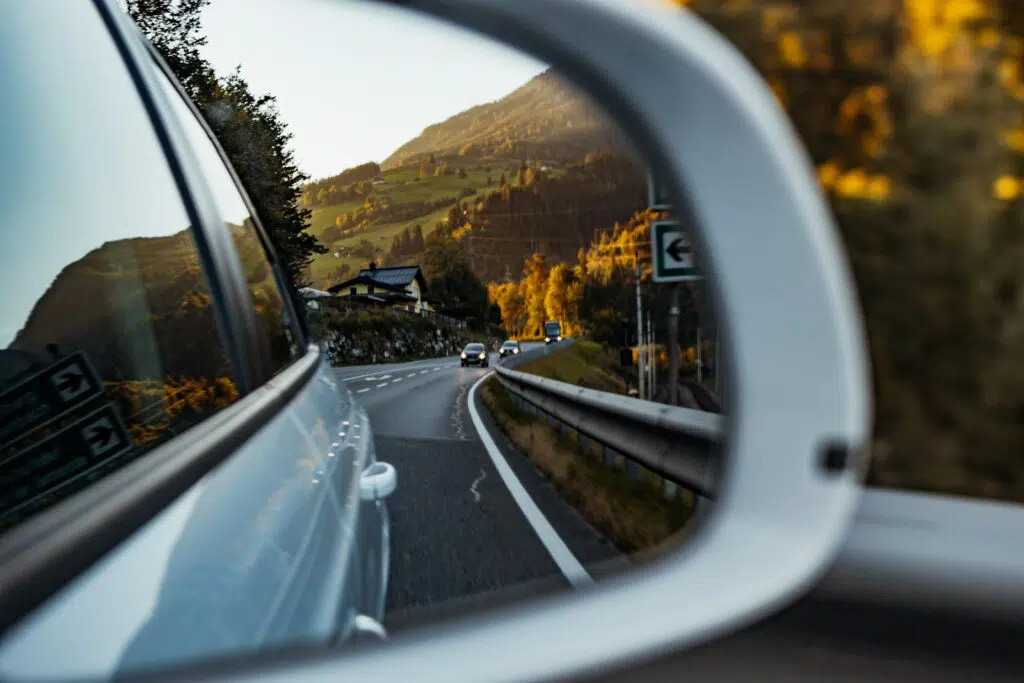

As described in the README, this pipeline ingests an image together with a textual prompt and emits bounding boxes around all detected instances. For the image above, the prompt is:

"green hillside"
[304,160,522,288]
[380,69,634,169]
[299,66,646,292]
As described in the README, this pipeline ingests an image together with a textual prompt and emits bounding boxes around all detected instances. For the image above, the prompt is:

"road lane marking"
[433,367,440,372]
[467,373,591,586]
[357,388,371,394]
[378,375,392,381]
[376,383,387,388]
[470,469,487,503]
[407,373,417,378]
[420,370,428,375]
[393,378,402,383]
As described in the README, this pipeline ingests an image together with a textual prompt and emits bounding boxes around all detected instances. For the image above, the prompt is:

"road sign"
[0,351,105,446]
[648,172,673,211]
[0,403,132,519]
[652,220,702,283]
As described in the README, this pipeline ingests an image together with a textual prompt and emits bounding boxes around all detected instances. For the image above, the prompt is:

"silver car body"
[0,2,389,679]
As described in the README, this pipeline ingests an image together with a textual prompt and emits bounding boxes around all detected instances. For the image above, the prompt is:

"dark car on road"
[499,340,522,358]
[460,342,489,367]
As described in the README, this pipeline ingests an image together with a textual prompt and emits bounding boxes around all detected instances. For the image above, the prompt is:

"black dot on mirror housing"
[819,441,851,476]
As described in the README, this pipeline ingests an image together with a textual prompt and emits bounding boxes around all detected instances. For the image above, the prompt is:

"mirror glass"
[0,0,725,680]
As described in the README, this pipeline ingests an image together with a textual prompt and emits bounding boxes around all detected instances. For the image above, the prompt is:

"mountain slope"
[381,69,635,168]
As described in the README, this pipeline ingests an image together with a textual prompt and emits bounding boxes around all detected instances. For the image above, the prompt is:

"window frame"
[142,43,311,357]
[0,0,322,638]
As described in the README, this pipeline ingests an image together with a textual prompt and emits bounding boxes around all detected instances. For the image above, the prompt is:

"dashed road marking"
[357,388,371,394]
[393,378,402,383]
[376,383,387,388]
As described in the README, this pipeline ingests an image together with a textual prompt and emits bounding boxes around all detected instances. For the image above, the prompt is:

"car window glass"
[151,66,302,374]
[682,1,1024,503]
[0,1,238,535]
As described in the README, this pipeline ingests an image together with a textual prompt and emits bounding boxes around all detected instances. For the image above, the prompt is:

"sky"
[200,0,549,180]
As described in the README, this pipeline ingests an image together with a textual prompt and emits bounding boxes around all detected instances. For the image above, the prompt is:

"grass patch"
[516,340,628,394]
[481,377,693,553]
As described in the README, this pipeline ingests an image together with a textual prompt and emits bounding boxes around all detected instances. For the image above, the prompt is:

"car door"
[0,3,385,680]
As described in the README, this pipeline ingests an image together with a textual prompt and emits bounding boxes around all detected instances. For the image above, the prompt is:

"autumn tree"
[520,253,549,337]
[544,263,580,335]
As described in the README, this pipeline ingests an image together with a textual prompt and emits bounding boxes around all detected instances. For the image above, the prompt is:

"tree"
[520,253,548,336]
[488,281,526,337]
[422,240,489,328]
[126,0,325,290]
[544,263,579,335]
[411,224,425,252]
[457,167,468,179]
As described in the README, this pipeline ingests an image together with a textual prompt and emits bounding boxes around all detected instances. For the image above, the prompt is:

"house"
[327,263,433,314]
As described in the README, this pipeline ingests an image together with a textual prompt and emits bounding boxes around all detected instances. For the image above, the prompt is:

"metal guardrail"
[493,364,725,498]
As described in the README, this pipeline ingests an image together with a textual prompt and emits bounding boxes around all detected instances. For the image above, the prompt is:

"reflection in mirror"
[214,0,723,629]
[0,0,725,680]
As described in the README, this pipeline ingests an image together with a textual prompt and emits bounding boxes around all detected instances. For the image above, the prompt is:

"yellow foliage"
[979,27,1001,48]
[818,162,841,190]
[999,58,1020,89]
[1002,129,1024,152]
[836,169,869,197]
[994,175,1021,200]
[865,175,892,200]
[905,0,989,58]
[779,32,808,68]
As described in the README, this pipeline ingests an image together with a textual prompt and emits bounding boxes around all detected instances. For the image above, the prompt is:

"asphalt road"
[333,342,624,631]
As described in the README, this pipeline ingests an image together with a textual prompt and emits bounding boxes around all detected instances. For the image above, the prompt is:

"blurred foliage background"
[668,0,1024,501]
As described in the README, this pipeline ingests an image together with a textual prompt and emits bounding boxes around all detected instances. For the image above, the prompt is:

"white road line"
[393,378,402,383]
[433,367,440,372]
[376,383,388,388]
[467,373,592,587]
[378,375,392,381]
[407,373,417,378]
[357,388,371,394]
[420,370,428,374]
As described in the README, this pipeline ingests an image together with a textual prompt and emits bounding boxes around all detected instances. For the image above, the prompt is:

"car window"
[681,1,1024,504]
[151,64,302,375]
[0,1,239,534]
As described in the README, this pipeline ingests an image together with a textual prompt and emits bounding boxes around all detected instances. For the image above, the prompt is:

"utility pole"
[667,284,680,406]
[635,256,645,400]
[649,313,656,400]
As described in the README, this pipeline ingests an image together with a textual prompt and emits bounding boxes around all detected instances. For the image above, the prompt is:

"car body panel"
[0,357,383,680]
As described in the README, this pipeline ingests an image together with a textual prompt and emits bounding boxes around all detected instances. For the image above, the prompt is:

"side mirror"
[241,0,870,680]
[0,1,870,682]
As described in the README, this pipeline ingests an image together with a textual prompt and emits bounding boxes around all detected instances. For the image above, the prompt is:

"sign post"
[652,220,702,405]
[648,172,673,211]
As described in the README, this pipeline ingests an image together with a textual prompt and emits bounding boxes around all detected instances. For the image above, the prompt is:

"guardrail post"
[601,444,615,469]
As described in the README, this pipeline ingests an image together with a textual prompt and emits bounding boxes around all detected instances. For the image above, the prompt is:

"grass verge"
[480,376,694,553]
[516,340,628,395]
